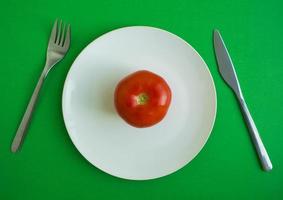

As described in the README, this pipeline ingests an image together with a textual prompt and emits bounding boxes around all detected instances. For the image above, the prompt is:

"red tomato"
[114,70,172,128]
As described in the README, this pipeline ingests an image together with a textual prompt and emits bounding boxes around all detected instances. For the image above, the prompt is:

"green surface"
[1,0,283,199]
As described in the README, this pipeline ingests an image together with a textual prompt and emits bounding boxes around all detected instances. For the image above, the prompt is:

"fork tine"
[59,23,66,46]
[56,20,62,44]
[63,24,71,49]
[49,19,58,43]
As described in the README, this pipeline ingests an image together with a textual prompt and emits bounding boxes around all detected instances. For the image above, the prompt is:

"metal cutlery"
[11,19,71,152]
[213,29,272,171]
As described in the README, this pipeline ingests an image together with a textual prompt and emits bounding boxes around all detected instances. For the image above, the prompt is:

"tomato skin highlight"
[114,70,172,128]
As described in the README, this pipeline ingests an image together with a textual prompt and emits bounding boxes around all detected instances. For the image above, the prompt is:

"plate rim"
[62,26,217,180]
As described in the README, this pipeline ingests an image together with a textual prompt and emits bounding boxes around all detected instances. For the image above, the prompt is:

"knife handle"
[238,98,273,171]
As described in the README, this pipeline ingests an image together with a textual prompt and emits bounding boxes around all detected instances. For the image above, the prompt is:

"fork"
[11,19,71,152]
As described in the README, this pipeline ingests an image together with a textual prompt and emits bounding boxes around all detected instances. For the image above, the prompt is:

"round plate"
[62,26,217,180]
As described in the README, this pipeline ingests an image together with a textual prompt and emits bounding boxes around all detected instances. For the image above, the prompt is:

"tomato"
[114,70,172,128]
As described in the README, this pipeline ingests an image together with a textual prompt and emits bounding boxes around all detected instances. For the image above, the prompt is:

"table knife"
[213,29,272,171]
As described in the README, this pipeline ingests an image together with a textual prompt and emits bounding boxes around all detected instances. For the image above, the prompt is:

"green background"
[1,0,283,199]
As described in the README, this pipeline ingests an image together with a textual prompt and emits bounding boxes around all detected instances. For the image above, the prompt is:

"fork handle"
[238,97,273,171]
[11,70,46,152]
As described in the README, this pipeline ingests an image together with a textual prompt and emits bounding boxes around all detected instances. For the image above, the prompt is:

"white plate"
[62,26,217,180]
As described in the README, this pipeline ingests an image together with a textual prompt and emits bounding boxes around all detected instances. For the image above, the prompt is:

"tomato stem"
[136,93,149,105]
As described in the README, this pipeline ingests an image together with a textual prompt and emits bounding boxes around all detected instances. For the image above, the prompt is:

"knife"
[213,29,272,171]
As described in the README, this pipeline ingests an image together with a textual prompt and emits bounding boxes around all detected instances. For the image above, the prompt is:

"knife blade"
[213,29,273,171]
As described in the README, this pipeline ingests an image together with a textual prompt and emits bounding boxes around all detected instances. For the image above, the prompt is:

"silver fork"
[11,19,71,153]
